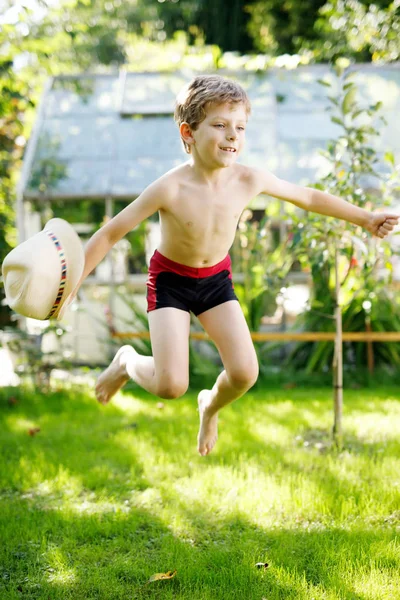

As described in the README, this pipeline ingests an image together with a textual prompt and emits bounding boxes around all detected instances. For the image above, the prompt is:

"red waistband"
[150,250,231,278]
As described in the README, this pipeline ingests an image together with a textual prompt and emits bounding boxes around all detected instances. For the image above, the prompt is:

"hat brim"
[43,218,85,319]
[2,218,85,321]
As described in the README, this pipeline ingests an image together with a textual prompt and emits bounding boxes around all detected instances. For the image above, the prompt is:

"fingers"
[377,225,390,237]
[382,218,399,229]
[377,216,399,238]
[378,225,393,238]
[371,213,399,238]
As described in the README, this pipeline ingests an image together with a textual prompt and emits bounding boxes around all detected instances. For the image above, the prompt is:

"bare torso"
[157,163,255,267]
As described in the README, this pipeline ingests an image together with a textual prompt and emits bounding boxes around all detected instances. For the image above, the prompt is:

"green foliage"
[314,0,400,63]
[0,46,32,326]
[41,199,105,230]
[111,293,152,358]
[287,67,400,373]
[246,0,400,62]
[246,0,327,56]
[194,0,254,53]
[27,135,68,195]
[231,210,293,331]
[33,0,253,58]
[3,322,72,390]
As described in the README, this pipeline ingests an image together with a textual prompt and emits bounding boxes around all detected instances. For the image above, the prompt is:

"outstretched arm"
[253,169,399,238]
[73,180,167,295]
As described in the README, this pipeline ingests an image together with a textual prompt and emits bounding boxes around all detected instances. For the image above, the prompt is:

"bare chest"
[172,190,244,238]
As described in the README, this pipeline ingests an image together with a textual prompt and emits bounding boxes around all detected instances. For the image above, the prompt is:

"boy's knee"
[155,376,188,399]
[228,361,259,391]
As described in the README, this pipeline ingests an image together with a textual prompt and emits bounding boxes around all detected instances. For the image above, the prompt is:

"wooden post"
[365,316,374,374]
[332,240,343,449]
[111,331,400,342]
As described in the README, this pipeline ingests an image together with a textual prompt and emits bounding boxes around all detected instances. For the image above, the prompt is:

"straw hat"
[2,218,84,320]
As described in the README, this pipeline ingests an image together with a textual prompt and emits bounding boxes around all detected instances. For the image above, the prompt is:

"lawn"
[0,381,399,600]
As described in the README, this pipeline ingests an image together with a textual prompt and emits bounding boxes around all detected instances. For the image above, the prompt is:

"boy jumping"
[71,75,398,456]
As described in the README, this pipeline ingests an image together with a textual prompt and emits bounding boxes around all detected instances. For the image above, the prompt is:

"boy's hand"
[365,213,399,238]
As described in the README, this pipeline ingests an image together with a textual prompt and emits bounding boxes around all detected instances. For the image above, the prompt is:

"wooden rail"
[111,331,400,342]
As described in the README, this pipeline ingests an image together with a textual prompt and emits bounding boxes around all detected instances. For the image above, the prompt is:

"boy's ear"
[180,122,195,150]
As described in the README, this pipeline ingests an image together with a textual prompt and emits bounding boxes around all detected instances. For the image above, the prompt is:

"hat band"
[45,230,67,319]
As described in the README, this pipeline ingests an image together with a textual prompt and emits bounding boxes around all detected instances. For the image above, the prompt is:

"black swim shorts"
[146,250,238,315]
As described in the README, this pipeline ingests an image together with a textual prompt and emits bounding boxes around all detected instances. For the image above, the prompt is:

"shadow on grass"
[0,385,399,599]
[1,493,397,599]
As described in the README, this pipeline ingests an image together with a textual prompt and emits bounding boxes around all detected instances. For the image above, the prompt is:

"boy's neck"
[188,159,234,187]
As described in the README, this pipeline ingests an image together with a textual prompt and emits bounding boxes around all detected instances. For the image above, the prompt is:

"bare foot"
[95,346,136,405]
[197,389,218,456]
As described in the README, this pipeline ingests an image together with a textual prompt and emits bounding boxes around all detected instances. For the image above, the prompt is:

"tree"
[246,0,327,55]
[195,0,254,53]
[283,65,399,445]
[288,66,400,376]
[0,16,37,326]
[313,0,400,62]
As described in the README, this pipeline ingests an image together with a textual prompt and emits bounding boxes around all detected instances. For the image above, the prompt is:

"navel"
[202,259,209,265]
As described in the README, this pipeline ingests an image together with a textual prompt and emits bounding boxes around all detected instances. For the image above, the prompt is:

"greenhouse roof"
[24,65,400,201]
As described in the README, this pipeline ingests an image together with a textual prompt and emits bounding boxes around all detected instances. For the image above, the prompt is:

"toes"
[96,390,108,405]
[199,442,214,456]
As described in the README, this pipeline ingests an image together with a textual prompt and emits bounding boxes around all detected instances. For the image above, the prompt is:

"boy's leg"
[196,300,259,456]
[95,307,190,403]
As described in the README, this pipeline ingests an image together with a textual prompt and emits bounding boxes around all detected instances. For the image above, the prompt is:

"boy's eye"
[237,126,245,131]
[214,123,225,128]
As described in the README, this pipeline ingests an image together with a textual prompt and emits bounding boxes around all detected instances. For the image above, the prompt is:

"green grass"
[0,382,399,600]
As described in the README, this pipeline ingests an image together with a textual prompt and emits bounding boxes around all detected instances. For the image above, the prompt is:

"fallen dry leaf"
[148,570,177,583]
[28,427,41,436]
[8,396,18,406]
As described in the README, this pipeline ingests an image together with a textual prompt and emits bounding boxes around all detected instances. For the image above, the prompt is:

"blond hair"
[174,75,251,153]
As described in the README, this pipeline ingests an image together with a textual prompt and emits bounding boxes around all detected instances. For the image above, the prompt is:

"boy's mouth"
[220,147,236,153]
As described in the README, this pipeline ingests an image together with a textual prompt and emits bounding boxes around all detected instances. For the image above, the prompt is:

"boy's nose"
[226,131,237,141]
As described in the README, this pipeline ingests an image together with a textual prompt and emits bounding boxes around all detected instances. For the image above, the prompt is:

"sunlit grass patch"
[0,384,399,599]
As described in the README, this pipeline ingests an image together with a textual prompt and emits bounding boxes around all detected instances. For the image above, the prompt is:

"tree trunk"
[333,240,343,449]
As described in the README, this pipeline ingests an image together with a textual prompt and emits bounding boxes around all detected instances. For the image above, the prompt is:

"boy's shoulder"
[236,163,256,179]
[237,164,277,185]
[143,163,187,201]
[235,163,266,187]
[150,163,263,197]
[152,162,189,190]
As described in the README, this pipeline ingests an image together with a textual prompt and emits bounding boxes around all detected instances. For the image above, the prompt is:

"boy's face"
[187,102,247,168]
